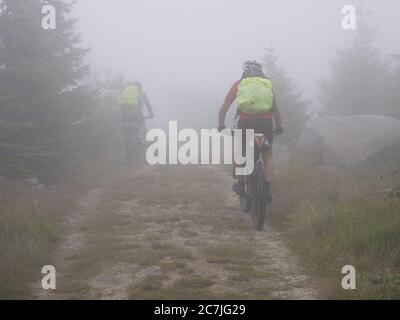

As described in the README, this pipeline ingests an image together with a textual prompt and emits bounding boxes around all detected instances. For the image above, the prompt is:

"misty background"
[1,0,400,181]
[75,0,399,127]
[2,0,400,300]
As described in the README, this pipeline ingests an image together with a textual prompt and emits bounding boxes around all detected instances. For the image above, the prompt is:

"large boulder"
[299,115,400,166]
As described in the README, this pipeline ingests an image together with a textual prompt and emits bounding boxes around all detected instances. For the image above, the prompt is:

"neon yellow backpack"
[237,77,274,114]
[119,85,139,106]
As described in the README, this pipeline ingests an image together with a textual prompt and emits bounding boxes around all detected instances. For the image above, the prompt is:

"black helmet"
[133,81,143,89]
[242,60,265,79]
[243,60,263,71]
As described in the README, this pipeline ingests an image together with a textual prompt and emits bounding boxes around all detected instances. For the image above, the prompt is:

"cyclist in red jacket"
[218,61,283,203]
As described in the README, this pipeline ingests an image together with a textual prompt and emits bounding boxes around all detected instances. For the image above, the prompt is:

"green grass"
[0,182,60,299]
[289,197,400,299]
[274,158,400,299]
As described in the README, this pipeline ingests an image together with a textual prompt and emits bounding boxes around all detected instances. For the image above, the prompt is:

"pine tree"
[262,47,310,148]
[0,0,91,181]
[389,54,400,120]
[319,9,392,117]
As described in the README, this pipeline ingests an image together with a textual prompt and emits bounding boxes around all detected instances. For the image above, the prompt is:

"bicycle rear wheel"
[251,162,266,231]
[133,137,146,165]
[239,193,251,214]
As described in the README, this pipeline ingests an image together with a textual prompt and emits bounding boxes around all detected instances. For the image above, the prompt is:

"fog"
[2,0,400,300]
[73,0,399,128]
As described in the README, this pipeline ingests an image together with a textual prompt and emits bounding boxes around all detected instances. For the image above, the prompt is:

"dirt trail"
[32,165,318,300]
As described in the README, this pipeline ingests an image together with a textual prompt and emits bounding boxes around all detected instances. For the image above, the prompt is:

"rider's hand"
[274,127,284,135]
[218,125,226,132]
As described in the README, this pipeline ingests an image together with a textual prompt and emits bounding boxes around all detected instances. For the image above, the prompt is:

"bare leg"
[233,162,246,183]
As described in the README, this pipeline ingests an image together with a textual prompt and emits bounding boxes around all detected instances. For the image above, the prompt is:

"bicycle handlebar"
[219,128,281,137]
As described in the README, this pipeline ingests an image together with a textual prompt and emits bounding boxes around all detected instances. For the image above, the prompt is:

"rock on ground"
[299,115,400,166]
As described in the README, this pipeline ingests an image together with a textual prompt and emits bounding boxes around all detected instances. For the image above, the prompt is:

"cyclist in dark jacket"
[119,81,154,164]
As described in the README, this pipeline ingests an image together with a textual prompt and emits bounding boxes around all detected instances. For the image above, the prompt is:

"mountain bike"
[238,133,272,231]
[122,114,151,165]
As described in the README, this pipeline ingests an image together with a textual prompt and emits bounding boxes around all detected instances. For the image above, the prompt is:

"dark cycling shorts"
[121,104,144,126]
[238,118,274,147]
